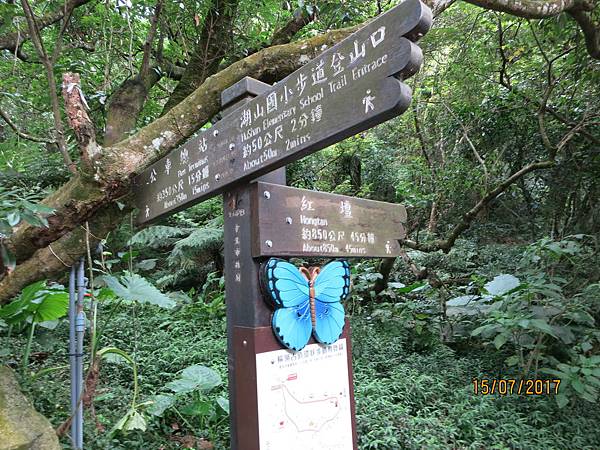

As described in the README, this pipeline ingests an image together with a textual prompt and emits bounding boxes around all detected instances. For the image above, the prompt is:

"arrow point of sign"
[382,77,413,117]
[392,40,424,80]
[401,0,433,42]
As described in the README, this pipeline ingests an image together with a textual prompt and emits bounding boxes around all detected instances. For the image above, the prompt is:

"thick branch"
[104,0,163,146]
[161,0,240,113]
[62,72,99,166]
[99,25,357,183]
[140,0,163,78]
[464,0,580,19]
[271,9,316,46]
[569,8,600,58]
[0,0,92,55]
[401,160,556,253]
[0,202,125,302]
[464,0,600,59]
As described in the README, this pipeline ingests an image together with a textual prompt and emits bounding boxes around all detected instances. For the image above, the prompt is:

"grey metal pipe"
[75,258,86,450]
[68,265,78,449]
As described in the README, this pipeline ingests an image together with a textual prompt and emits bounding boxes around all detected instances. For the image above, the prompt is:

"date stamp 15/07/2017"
[473,379,561,396]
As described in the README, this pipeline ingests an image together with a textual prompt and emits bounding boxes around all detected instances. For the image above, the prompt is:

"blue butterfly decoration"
[260,258,351,352]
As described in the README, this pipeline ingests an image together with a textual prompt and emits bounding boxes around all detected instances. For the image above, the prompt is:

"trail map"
[255,339,353,450]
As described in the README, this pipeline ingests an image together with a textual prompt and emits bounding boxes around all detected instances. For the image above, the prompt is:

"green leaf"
[147,394,175,417]
[540,368,564,377]
[572,378,585,394]
[180,400,212,417]
[471,324,495,336]
[30,292,69,323]
[394,281,427,293]
[506,355,520,366]
[217,396,230,414]
[556,393,569,408]
[123,411,147,432]
[529,319,558,338]
[21,200,55,215]
[494,333,508,349]
[167,365,221,393]
[484,274,520,296]
[7,211,20,227]
[97,347,136,367]
[102,273,175,308]
[136,259,157,271]
[165,378,198,393]
[20,210,45,228]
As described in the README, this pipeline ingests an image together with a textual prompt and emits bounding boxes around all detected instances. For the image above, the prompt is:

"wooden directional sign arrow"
[134,0,431,224]
[250,182,407,258]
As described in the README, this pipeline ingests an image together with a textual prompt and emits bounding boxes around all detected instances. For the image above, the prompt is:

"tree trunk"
[374,258,396,295]
[161,0,240,114]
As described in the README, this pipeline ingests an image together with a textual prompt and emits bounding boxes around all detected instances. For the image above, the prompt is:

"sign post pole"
[220,78,288,450]
[221,80,360,450]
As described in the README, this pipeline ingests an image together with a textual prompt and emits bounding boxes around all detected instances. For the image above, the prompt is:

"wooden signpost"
[133,0,431,224]
[250,182,407,258]
[132,1,431,448]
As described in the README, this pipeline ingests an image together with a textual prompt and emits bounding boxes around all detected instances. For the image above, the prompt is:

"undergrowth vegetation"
[2,237,599,449]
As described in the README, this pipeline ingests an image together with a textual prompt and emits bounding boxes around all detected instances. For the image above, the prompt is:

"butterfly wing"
[312,260,351,345]
[272,301,312,352]
[261,258,310,307]
[261,258,312,351]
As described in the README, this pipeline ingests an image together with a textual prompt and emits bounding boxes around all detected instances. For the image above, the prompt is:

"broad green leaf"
[217,396,230,414]
[123,411,147,432]
[506,355,520,366]
[572,378,585,394]
[21,200,55,215]
[147,394,175,417]
[529,319,558,338]
[20,210,45,228]
[181,364,222,391]
[494,333,508,349]
[7,211,20,226]
[180,400,212,417]
[30,292,69,323]
[136,259,157,270]
[165,378,199,393]
[484,274,520,296]
[37,319,59,330]
[167,365,221,393]
[471,324,496,336]
[556,393,569,408]
[102,273,175,309]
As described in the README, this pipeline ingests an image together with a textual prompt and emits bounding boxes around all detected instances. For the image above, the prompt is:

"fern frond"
[167,226,223,267]
[129,226,194,249]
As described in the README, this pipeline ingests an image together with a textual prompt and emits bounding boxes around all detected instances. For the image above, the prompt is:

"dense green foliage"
[3,247,600,449]
[1,0,599,448]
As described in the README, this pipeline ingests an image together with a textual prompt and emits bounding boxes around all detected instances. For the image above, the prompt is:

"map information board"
[255,339,353,450]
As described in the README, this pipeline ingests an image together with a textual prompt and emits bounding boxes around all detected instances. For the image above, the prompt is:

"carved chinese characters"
[251,182,406,258]
[133,0,431,224]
